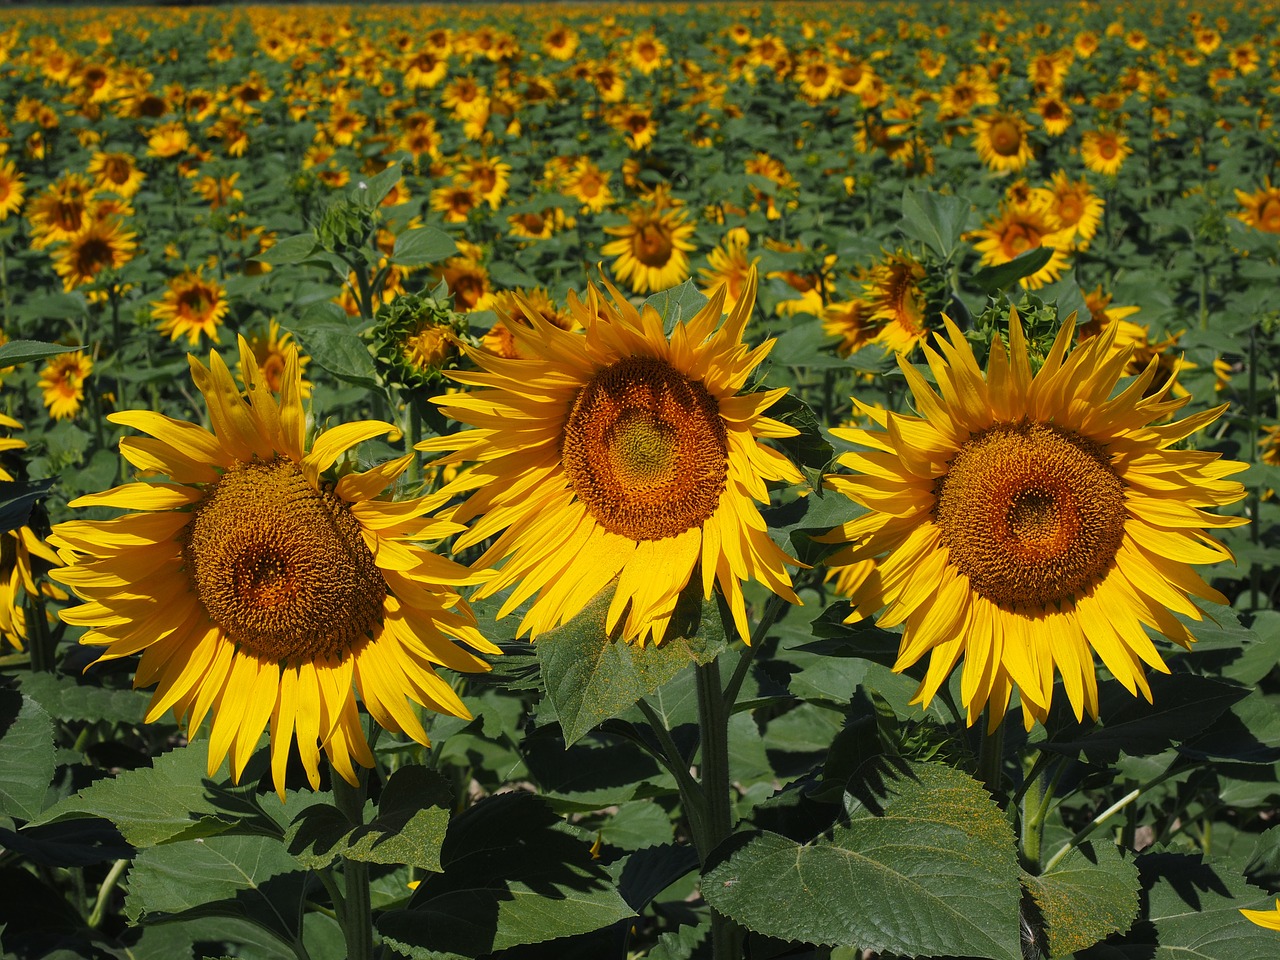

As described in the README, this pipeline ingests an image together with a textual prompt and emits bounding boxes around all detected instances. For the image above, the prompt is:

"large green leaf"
[1079,851,1279,960]
[1024,841,1140,957]
[702,760,1023,959]
[0,339,77,367]
[27,745,270,847]
[250,232,319,266]
[0,690,56,821]
[280,301,380,389]
[17,671,151,726]
[645,279,710,335]
[390,226,456,268]
[0,479,54,538]
[287,766,450,872]
[125,834,309,949]
[377,792,635,959]
[538,585,728,746]
[898,188,970,261]
[970,246,1055,293]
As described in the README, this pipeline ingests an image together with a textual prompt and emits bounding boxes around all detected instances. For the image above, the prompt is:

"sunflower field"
[1,2,1279,958]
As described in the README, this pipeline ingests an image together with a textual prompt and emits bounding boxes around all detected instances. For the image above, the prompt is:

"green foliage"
[704,760,1024,959]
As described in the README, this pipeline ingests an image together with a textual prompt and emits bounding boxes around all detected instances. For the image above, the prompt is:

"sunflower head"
[822,306,1247,731]
[372,289,468,390]
[50,336,498,797]
[421,266,805,646]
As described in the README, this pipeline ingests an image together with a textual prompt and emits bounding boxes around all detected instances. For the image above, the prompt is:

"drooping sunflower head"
[822,307,1247,731]
[421,266,804,646]
[50,336,498,797]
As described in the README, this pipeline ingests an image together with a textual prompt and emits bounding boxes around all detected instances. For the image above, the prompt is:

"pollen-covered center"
[933,420,1126,608]
[183,456,387,663]
[562,356,728,541]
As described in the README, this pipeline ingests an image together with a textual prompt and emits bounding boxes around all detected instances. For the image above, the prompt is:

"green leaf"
[378,792,635,959]
[390,226,457,268]
[644,280,710,336]
[288,766,450,872]
[281,301,380,389]
[17,671,151,726]
[0,690,55,821]
[352,161,404,209]
[250,232,319,266]
[1039,673,1250,762]
[0,478,53,537]
[766,393,834,493]
[970,246,1055,293]
[1024,842,1140,957]
[0,340,77,367]
[125,834,308,948]
[27,745,262,847]
[538,584,728,746]
[703,760,1022,960]
[898,188,970,261]
[1078,851,1279,959]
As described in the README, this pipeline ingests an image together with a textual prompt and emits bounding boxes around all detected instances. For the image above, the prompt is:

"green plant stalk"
[331,771,374,960]
[975,709,1005,797]
[695,657,743,960]
[87,858,129,929]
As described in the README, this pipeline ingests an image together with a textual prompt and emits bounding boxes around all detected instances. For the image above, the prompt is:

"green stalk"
[695,658,742,960]
[975,708,1005,797]
[87,859,129,929]
[331,771,374,960]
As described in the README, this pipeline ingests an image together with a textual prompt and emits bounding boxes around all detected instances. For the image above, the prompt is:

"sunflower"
[864,250,930,354]
[1080,128,1132,177]
[969,203,1073,290]
[39,350,93,421]
[1035,95,1073,136]
[243,319,311,397]
[822,297,877,357]
[26,173,96,249]
[542,25,579,61]
[153,269,229,345]
[628,33,669,75]
[1078,285,1146,353]
[146,121,191,160]
[419,268,802,645]
[457,156,511,210]
[430,183,479,223]
[51,218,138,292]
[0,158,26,220]
[601,203,696,295]
[562,158,614,214]
[1234,179,1280,234]
[821,308,1246,729]
[1241,901,1280,931]
[87,151,146,199]
[1032,171,1104,249]
[0,414,64,653]
[973,110,1035,173]
[49,337,498,797]
[698,227,759,313]
[478,288,578,360]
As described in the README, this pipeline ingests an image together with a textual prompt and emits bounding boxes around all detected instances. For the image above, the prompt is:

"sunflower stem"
[695,657,744,960]
[635,696,710,855]
[331,771,375,960]
[975,709,1005,798]
[86,858,129,929]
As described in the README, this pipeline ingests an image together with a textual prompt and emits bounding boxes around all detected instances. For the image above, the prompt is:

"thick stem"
[331,772,374,960]
[696,659,744,960]
[975,709,1005,798]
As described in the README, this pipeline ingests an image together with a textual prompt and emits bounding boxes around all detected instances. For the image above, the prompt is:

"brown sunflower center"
[634,223,675,266]
[989,119,1023,155]
[183,456,386,663]
[562,356,728,541]
[933,420,1126,608]
[1056,194,1083,223]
